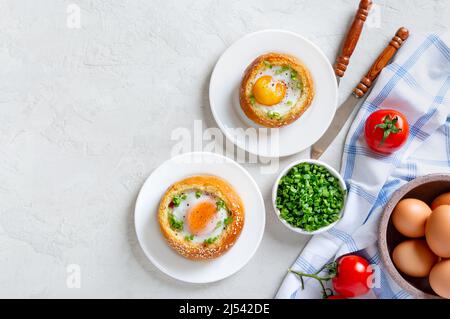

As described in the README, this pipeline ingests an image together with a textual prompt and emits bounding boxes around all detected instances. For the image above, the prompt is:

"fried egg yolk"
[186,201,217,236]
[252,75,286,106]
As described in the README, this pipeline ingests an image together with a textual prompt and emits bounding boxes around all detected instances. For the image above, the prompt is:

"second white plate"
[209,29,338,158]
[134,152,265,283]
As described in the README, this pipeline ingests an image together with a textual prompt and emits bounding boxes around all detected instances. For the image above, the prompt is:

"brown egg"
[392,198,432,238]
[429,260,450,299]
[431,192,450,210]
[392,239,438,277]
[426,205,450,258]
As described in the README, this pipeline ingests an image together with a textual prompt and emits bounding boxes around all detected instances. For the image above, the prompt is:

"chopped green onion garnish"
[168,213,183,231]
[204,236,219,245]
[216,199,226,210]
[224,216,233,225]
[263,60,272,69]
[267,111,281,119]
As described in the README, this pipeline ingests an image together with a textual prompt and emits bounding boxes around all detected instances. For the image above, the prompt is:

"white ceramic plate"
[134,152,265,283]
[209,29,338,158]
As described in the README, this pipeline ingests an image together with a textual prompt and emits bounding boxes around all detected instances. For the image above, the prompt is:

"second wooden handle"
[334,0,373,78]
[353,27,410,98]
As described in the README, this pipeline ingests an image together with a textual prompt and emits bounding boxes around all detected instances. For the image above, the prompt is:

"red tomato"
[332,255,373,298]
[364,109,409,154]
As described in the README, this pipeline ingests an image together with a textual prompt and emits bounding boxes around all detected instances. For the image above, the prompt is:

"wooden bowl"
[378,173,450,299]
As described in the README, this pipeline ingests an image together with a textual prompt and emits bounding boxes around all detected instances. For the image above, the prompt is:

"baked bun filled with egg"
[158,175,244,260]
[240,53,314,128]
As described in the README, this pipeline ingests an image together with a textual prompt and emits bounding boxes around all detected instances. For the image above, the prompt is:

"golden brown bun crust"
[239,53,315,128]
[158,175,244,260]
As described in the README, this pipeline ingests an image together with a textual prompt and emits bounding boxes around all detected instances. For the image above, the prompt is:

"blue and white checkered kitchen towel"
[276,32,450,299]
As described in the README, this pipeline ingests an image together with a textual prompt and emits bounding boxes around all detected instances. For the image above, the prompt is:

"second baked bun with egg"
[239,53,314,128]
[158,175,244,260]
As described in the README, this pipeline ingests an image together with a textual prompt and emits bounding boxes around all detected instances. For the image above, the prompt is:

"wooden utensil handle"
[334,0,373,78]
[353,27,409,98]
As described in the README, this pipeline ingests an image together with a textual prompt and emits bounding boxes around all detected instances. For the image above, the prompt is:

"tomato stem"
[289,270,336,282]
[374,115,402,145]
[289,265,337,298]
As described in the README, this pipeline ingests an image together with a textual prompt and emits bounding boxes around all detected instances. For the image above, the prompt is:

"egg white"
[171,191,228,243]
[253,65,302,116]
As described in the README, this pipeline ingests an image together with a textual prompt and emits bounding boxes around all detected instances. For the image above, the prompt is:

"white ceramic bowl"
[272,159,347,235]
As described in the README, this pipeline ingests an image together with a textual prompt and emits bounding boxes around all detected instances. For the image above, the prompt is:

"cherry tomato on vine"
[364,109,409,154]
[289,254,373,299]
[332,255,373,298]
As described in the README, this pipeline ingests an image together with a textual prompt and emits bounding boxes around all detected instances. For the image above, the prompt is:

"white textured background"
[0,0,449,298]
